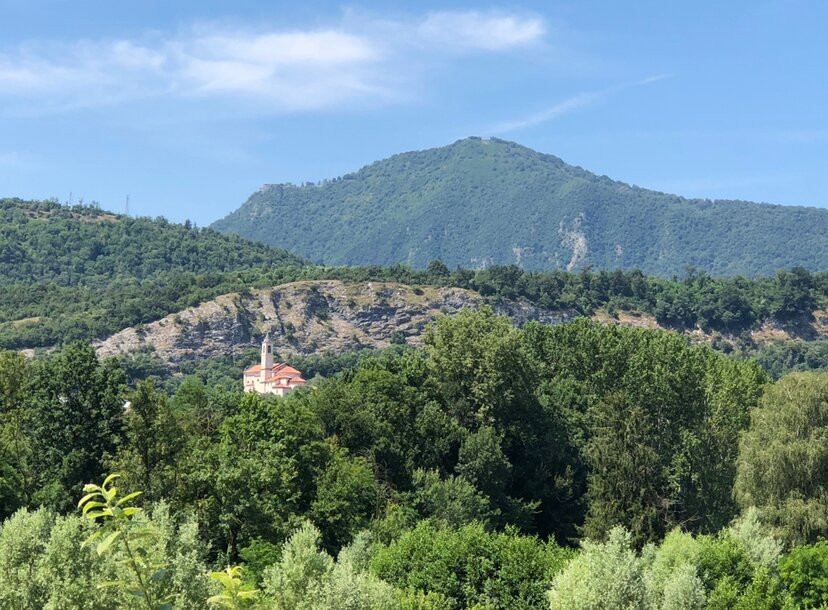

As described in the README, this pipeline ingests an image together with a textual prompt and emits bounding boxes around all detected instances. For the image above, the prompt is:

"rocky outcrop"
[95,280,578,368]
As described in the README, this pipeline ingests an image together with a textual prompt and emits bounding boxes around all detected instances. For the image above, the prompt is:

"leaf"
[103,473,121,487]
[121,507,142,517]
[116,491,143,506]
[82,501,106,515]
[77,491,99,508]
[209,572,235,588]
[96,530,122,555]
[206,594,228,606]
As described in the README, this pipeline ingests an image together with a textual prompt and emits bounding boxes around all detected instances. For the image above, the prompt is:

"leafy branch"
[78,473,174,610]
[207,565,260,609]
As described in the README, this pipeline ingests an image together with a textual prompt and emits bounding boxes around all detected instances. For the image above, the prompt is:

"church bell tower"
[260,333,273,382]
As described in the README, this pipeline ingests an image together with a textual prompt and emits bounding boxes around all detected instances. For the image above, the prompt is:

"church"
[243,334,307,396]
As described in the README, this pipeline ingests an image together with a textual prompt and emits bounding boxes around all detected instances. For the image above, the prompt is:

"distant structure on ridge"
[243,334,306,396]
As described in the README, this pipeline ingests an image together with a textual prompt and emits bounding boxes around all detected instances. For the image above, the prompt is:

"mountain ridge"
[212,137,828,276]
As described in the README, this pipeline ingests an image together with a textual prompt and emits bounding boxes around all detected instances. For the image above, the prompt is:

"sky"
[0,0,826,224]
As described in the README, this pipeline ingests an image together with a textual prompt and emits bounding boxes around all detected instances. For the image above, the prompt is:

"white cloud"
[0,10,548,114]
[193,30,378,66]
[172,29,387,109]
[418,11,546,51]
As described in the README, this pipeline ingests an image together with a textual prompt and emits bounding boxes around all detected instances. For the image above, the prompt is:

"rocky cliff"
[95,280,576,368]
[95,279,828,371]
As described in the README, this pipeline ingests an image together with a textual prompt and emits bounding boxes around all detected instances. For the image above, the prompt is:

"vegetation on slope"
[0,198,303,283]
[3,199,827,385]
[212,137,828,276]
[0,198,304,348]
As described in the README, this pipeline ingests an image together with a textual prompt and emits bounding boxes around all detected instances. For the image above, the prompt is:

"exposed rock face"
[95,280,577,368]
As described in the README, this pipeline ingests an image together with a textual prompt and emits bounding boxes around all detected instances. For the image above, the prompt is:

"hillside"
[0,198,303,284]
[94,280,576,367]
[3,197,827,380]
[0,198,304,348]
[94,280,828,382]
[212,137,828,276]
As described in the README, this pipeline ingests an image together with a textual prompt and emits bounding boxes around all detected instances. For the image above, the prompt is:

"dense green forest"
[212,137,828,276]
[3,311,828,608]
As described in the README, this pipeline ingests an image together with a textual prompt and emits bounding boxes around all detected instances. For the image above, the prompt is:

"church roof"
[264,375,307,384]
[244,362,305,384]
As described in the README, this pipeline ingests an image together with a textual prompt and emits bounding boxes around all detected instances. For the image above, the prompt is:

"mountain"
[212,137,828,276]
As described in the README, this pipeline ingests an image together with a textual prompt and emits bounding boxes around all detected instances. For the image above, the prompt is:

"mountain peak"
[211,140,828,276]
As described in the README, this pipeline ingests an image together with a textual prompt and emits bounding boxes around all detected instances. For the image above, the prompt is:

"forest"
[2,310,828,608]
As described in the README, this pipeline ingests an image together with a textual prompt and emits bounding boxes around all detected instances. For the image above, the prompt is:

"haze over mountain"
[212,137,828,277]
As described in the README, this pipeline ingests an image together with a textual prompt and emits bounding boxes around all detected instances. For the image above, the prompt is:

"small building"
[243,334,307,396]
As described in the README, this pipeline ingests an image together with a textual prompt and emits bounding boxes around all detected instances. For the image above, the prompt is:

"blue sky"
[1,1,826,224]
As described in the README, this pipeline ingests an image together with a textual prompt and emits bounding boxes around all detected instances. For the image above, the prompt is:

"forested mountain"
[212,137,828,276]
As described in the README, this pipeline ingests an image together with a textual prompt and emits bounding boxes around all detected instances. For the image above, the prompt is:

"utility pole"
[125,194,130,217]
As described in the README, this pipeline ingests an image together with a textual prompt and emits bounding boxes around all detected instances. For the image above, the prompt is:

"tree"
[778,541,828,608]
[426,260,450,278]
[0,351,32,517]
[112,380,186,502]
[372,520,571,609]
[547,527,646,610]
[212,394,329,558]
[582,392,661,546]
[25,343,126,510]
[735,372,828,545]
[78,473,174,610]
[770,267,816,320]
[310,452,378,552]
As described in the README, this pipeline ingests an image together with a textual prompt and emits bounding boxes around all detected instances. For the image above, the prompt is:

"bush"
[547,527,645,610]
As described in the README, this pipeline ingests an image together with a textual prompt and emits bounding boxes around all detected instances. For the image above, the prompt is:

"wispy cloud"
[487,74,671,134]
[418,11,546,51]
[0,10,547,115]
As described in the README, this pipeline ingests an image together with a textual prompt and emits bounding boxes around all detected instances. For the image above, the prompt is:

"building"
[243,334,307,396]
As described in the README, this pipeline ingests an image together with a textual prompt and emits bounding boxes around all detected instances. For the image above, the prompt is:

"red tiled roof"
[246,361,306,385]
[265,375,305,385]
